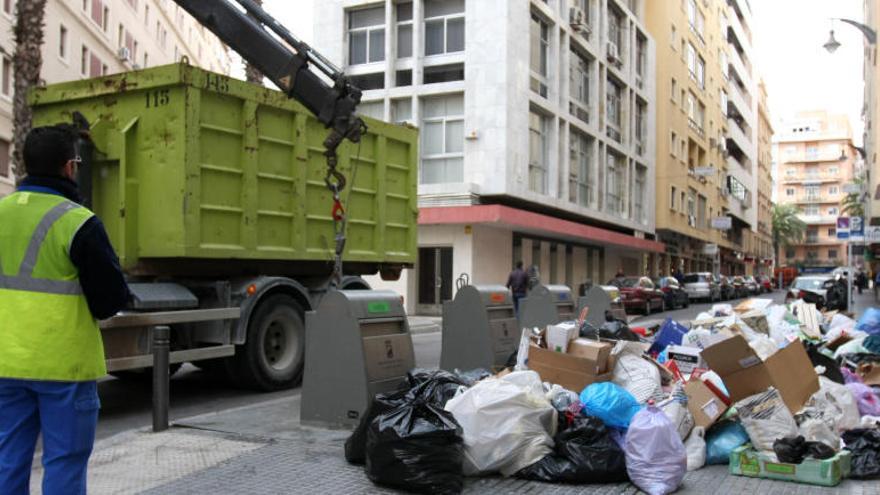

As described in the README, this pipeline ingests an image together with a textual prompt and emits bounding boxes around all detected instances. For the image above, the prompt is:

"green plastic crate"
[29,63,418,277]
[729,445,851,487]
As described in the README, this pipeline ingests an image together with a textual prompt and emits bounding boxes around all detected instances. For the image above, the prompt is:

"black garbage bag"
[773,436,837,464]
[516,416,628,483]
[803,342,845,384]
[579,319,641,342]
[344,387,409,465]
[841,429,880,479]
[406,368,470,406]
[365,398,464,494]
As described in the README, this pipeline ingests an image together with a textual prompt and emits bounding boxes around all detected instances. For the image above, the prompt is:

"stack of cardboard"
[527,330,613,392]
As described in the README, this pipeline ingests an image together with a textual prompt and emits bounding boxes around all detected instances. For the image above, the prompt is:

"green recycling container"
[29,63,418,277]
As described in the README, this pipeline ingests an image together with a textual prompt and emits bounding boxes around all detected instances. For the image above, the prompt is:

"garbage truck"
[29,0,418,391]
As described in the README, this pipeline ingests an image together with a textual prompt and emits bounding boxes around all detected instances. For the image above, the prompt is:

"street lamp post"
[823,18,877,54]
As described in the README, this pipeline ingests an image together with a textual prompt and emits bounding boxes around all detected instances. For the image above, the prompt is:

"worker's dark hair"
[23,125,78,177]
[515,261,523,269]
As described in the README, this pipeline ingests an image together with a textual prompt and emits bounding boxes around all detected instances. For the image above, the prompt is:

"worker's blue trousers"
[0,379,99,495]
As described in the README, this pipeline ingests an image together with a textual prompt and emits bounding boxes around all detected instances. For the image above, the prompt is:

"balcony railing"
[727,117,752,153]
[782,171,841,182]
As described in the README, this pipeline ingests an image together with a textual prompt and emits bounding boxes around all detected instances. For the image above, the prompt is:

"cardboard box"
[739,310,770,335]
[567,339,612,373]
[701,335,819,414]
[546,322,578,352]
[729,445,851,487]
[858,362,880,386]
[528,344,612,392]
[684,378,729,428]
[666,345,706,375]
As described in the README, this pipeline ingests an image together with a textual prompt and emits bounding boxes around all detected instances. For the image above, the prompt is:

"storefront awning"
[419,205,666,253]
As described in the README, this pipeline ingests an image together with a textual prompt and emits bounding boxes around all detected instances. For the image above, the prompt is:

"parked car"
[716,275,736,300]
[681,272,720,302]
[655,276,690,309]
[757,275,773,293]
[609,276,666,314]
[730,276,748,298]
[743,276,761,295]
[785,275,834,304]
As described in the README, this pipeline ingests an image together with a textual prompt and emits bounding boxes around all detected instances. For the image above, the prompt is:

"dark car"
[743,276,761,295]
[730,276,748,298]
[717,275,735,300]
[655,276,689,309]
[609,276,666,314]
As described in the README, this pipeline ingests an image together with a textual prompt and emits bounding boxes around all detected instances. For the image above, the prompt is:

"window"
[827,228,836,236]
[635,102,646,150]
[828,249,838,259]
[102,6,109,32]
[423,63,464,83]
[785,248,795,259]
[59,25,68,59]
[143,52,149,68]
[348,6,385,65]
[357,101,384,120]
[686,91,697,124]
[126,0,137,10]
[144,4,149,26]
[1,57,11,97]
[696,55,705,88]
[569,49,590,123]
[687,188,696,218]
[608,7,622,48]
[829,186,838,195]
[569,131,593,207]
[425,0,464,56]
[828,167,838,175]
[687,0,705,39]
[680,191,686,212]
[687,43,704,87]
[397,2,413,58]
[670,131,678,157]
[421,94,464,184]
[391,98,413,124]
[606,78,621,142]
[785,188,794,196]
[804,184,819,197]
[670,25,677,48]
[605,152,624,215]
[828,207,839,215]
[720,89,728,110]
[0,139,8,178]
[671,78,678,102]
[81,45,89,76]
[727,176,747,201]
[89,0,104,27]
[396,69,412,87]
[697,194,707,228]
[636,35,646,79]
[803,205,819,215]
[2,0,10,15]
[634,166,647,222]
[530,14,549,97]
[528,110,549,193]
[350,72,384,90]
[670,186,677,210]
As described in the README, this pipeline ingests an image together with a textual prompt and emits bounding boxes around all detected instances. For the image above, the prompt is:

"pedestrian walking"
[0,125,131,494]
[857,271,867,295]
[506,261,528,314]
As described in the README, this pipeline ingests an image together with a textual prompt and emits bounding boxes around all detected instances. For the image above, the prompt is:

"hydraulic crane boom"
[172,0,367,285]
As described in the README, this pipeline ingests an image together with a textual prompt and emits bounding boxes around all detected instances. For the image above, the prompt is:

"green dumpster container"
[29,63,418,278]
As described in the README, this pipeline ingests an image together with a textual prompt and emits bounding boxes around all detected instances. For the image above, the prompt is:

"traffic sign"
[850,216,864,242]
[836,217,850,240]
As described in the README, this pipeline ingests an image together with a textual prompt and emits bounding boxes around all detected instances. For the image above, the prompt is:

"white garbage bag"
[611,352,664,404]
[657,385,694,440]
[444,370,557,476]
[748,335,779,360]
[734,388,798,451]
[807,376,861,433]
[684,426,707,471]
[766,305,801,346]
[797,418,840,450]
[625,405,687,495]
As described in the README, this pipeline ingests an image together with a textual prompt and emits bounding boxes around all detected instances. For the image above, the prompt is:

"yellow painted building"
[646,0,744,275]
[753,80,774,271]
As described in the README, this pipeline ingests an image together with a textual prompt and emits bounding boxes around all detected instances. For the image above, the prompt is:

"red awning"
[419,205,665,253]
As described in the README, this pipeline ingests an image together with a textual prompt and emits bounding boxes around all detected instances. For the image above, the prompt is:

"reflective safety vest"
[0,191,106,381]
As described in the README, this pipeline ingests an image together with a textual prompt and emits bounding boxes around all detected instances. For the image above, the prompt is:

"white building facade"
[315,0,659,314]
[0,0,231,196]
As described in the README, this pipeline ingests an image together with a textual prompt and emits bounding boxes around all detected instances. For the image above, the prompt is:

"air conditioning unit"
[606,42,619,63]
[117,46,131,62]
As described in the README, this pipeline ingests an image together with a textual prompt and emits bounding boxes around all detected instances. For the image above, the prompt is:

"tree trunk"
[244,0,264,85]
[11,0,48,184]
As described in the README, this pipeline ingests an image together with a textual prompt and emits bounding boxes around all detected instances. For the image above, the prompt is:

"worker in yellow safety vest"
[0,124,130,494]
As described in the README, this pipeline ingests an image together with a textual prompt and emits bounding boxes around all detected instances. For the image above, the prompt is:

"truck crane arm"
[172,0,366,168]
[172,0,367,285]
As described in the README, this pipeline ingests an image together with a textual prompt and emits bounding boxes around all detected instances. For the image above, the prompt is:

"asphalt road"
[95,290,785,440]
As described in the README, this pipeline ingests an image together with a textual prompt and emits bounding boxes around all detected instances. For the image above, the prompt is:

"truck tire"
[232,294,305,391]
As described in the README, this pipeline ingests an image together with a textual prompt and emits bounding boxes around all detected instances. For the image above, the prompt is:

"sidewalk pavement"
[31,392,875,494]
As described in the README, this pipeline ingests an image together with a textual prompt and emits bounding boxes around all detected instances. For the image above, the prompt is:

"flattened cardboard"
[684,379,728,428]
[567,339,612,372]
[700,335,819,414]
[528,344,612,392]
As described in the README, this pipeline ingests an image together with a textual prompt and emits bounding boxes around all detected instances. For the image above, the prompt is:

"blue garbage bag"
[705,420,750,465]
[648,319,688,355]
[856,308,880,336]
[580,382,642,430]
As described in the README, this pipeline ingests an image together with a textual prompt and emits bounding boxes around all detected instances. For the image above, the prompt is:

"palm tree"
[11,0,48,184]
[841,176,865,218]
[772,203,806,266]
[244,0,264,85]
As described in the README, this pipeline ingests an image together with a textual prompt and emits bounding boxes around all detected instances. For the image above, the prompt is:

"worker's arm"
[70,217,131,320]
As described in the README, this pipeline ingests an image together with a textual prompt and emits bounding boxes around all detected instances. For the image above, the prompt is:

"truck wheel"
[233,294,305,391]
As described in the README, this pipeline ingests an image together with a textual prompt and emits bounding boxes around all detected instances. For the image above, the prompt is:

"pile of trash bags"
[343,297,880,493]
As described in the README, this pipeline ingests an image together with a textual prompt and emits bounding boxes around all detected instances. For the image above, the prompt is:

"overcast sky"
[751,0,866,144]
[244,1,867,144]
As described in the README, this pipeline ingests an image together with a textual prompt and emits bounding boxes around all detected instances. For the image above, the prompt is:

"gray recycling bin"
[440,284,518,372]
[519,284,575,329]
[578,285,613,328]
[300,290,415,428]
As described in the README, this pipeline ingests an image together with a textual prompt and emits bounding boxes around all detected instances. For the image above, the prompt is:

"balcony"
[797,214,838,225]
[727,43,753,88]
[727,83,753,122]
[781,171,841,183]
[803,237,839,246]
[726,118,752,155]
[727,4,753,54]
[795,193,840,204]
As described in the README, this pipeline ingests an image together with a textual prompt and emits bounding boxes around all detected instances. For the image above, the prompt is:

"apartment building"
[863,0,880,266]
[754,80,774,271]
[315,0,659,314]
[0,0,231,196]
[774,111,857,269]
[645,0,764,277]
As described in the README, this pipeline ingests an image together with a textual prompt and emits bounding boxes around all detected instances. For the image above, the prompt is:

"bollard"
[152,325,171,432]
